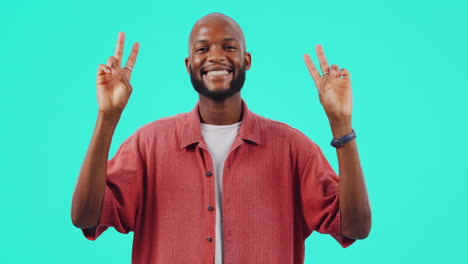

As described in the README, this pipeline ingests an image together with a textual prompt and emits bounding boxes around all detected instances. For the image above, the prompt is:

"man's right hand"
[97,32,139,113]
[71,32,139,229]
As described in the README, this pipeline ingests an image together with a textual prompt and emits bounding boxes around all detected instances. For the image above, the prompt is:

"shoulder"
[128,113,189,143]
[254,113,318,148]
[134,112,189,137]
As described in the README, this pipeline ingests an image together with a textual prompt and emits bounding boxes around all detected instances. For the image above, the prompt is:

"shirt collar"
[180,98,261,149]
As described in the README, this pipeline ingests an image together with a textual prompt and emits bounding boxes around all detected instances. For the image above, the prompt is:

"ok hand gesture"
[304,45,352,120]
[96,32,139,113]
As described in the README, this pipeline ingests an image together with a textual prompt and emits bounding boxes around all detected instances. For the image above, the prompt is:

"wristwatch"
[330,130,356,148]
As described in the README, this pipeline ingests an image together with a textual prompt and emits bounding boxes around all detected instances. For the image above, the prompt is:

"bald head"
[185,13,252,101]
[188,13,247,54]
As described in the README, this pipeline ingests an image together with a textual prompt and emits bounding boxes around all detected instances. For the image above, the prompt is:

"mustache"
[200,64,235,74]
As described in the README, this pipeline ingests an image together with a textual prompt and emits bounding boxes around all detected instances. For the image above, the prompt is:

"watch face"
[331,138,343,147]
[336,138,344,146]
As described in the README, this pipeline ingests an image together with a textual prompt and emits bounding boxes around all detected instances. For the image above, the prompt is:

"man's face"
[185,16,251,101]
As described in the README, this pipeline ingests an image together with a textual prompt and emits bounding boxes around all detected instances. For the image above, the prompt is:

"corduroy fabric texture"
[82,99,355,263]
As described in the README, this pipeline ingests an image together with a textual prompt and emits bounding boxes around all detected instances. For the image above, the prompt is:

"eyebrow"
[194,38,239,44]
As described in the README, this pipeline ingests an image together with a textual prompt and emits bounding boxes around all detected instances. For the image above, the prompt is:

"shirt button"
[208,205,214,211]
[205,171,212,177]
[207,236,213,242]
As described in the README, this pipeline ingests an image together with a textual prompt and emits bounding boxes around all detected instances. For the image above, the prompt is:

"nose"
[206,45,226,63]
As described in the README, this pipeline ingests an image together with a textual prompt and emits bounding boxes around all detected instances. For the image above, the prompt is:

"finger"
[97,64,111,75]
[303,54,321,81]
[315,44,330,74]
[114,32,125,67]
[97,74,113,85]
[123,42,139,79]
[340,68,351,80]
[124,42,140,69]
[330,64,339,77]
[119,73,133,95]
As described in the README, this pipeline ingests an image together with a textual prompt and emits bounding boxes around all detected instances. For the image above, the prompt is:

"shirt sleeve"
[299,142,355,248]
[82,133,144,240]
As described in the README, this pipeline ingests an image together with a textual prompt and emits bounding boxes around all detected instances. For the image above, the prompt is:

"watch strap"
[330,130,356,148]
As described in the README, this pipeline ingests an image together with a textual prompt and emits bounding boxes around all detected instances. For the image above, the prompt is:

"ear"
[185,57,191,74]
[244,52,252,71]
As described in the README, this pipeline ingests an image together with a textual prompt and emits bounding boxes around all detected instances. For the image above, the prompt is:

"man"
[71,13,371,264]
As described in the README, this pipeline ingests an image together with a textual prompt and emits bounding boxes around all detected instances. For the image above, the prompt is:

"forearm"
[71,111,121,229]
[330,118,371,239]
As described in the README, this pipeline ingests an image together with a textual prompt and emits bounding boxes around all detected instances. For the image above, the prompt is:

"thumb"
[107,56,118,69]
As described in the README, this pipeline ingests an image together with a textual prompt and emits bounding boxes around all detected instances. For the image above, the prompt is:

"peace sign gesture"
[304,45,352,120]
[96,32,140,113]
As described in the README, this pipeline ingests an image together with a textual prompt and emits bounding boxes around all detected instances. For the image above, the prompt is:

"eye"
[196,47,208,53]
[225,45,237,50]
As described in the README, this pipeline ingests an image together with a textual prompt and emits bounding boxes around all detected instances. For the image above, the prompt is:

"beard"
[190,65,246,101]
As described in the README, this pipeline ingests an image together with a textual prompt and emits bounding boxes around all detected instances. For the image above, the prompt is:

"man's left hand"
[304,45,352,121]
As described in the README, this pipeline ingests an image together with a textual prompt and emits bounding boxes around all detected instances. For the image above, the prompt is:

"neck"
[198,93,242,125]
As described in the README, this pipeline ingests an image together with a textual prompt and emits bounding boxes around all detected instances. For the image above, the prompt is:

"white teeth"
[206,70,229,76]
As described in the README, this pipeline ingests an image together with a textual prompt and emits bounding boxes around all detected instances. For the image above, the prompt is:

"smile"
[202,69,233,82]
[206,70,229,76]
[204,70,232,76]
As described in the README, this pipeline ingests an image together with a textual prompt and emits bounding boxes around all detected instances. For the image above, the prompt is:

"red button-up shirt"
[82,99,355,263]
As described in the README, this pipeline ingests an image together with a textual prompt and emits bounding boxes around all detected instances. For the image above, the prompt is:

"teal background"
[1,0,467,263]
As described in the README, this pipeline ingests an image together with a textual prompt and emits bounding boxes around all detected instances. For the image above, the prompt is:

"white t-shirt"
[201,121,242,264]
